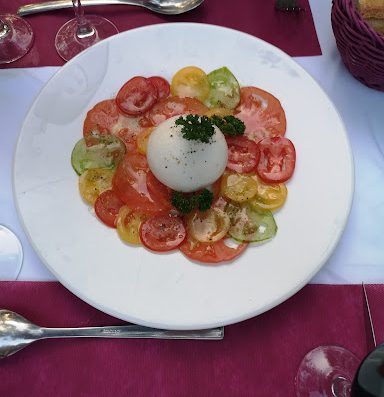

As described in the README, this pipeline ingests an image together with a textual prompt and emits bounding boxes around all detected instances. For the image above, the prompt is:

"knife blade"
[362,282,377,352]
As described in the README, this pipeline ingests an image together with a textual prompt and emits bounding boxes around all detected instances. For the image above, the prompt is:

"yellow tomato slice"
[79,168,114,205]
[171,66,210,102]
[221,172,258,203]
[187,208,230,243]
[249,175,288,212]
[116,206,147,245]
[136,127,154,155]
[204,107,234,117]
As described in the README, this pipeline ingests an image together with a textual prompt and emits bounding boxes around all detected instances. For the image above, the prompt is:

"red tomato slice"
[112,154,172,214]
[112,112,154,153]
[116,77,158,116]
[256,136,296,183]
[140,214,186,252]
[83,100,120,145]
[149,96,208,126]
[235,87,286,143]
[146,171,172,209]
[179,239,247,264]
[94,189,124,228]
[148,76,171,100]
[226,136,260,173]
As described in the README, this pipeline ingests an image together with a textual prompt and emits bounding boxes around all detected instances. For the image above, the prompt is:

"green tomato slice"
[71,135,126,175]
[205,67,241,109]
[225,203,277,243]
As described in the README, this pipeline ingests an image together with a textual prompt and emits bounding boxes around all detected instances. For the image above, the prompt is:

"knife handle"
[17,0,119,16]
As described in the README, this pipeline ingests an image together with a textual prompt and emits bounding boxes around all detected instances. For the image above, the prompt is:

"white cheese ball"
[147,116,228,192]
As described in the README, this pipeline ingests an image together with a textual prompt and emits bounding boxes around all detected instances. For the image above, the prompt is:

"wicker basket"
[331,0,384,91]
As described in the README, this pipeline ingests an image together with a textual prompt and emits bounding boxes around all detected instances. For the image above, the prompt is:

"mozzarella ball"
[146,116,228,192]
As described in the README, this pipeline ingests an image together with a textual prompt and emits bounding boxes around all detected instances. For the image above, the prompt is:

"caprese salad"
[71,66,296,264]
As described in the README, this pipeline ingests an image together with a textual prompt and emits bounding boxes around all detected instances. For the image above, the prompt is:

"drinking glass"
[295,345,360,396]
[295,285,384,396]
[55,0,118,61]
[296,344,384,396]
[0,225,23,280]
[0,14,34,64]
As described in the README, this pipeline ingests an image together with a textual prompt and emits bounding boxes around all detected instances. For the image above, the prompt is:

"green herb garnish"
[211,115,245,136]
[175,114,245,143]
[171,189,214,214]
[175,115,215,143]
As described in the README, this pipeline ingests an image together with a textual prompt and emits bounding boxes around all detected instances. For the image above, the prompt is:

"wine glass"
[295,284,384,396]
[0,225,23,280]
[295,345,360,396]
[55,0,118,62]
[0,14,34,64]
[296,344,384,396]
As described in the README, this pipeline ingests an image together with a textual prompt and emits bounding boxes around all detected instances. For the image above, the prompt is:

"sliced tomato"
[205,66,240,110]
[171,66,210,102]
[83,100,120,145]
[205,107,234,117]
[256,136,296,183]
[149,96,208,126]
[71,135,126,175]
[179,239,247,264]
[116,205,147,245]
[225,203,277,243]
[148,76,170,100]
[112,154,171,214]
[146,171,172,209]
[110,113,153,153]
[226,136,260,173]
[249,175,287,212]
[235,87,286,143]
[140,214,186,252]
[187,208,230,243]
[116,76,158,116]
[94,189,124,228]
[221,172,258,203]
[136,127,154,155]
[79,168,115,205]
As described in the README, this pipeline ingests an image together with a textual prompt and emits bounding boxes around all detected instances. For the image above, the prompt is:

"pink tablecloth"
[0,0,321,68]
[0,282,381,396]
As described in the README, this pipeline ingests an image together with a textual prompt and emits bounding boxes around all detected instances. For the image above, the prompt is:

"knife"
[362,282,377,352]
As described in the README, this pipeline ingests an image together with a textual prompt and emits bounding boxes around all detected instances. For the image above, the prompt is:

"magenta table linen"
[0,282,379,396]
[0,0,321,68]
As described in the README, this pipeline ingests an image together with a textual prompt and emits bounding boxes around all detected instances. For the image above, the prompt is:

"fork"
[275,0,303,12]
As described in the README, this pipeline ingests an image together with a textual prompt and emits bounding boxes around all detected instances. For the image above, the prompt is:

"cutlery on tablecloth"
[17,0,204,16]
[275,0,303,12]
[362,282,377,351]
[0,309,224,358]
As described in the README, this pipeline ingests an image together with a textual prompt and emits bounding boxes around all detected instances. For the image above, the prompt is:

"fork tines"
[275,0,303,12]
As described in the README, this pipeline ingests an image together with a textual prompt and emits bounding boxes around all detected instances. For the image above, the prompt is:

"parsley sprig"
[171,189,214,214]
[175,114,245,143]
[211,115,245,137]
[175,115,215,144]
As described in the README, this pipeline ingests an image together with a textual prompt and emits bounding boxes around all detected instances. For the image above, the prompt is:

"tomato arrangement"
[71,66,296,264]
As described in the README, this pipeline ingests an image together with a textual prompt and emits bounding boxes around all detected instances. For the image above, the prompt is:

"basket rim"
[332,0,384,46]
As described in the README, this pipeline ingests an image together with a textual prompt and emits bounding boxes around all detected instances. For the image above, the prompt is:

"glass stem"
[72,0,95,39]
[0,18,10,40]
[331,376,351,397]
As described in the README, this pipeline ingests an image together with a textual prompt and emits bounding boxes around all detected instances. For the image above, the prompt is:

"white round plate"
[14,24,354,330]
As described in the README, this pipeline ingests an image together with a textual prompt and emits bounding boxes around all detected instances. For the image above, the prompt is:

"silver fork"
[275,0,303,12]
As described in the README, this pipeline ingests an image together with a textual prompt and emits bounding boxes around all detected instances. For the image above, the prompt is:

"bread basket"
[331,0,384,91]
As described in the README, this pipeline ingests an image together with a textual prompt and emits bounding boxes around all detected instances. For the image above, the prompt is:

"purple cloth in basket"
[0,0,321,68]
[0,282,381,396]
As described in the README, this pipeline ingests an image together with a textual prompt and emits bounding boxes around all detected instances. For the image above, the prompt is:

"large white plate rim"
[13,23,354,330]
